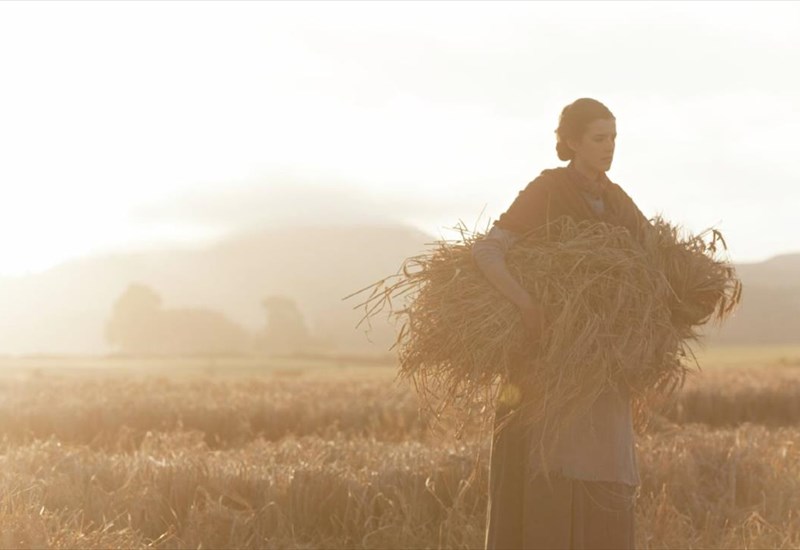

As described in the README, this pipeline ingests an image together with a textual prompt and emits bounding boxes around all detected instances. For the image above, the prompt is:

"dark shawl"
[493,167,649,243]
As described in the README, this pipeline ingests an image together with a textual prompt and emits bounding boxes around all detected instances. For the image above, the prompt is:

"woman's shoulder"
[493,166,570,233]
[605,178,636,203]
[506,166,575,209]
[522,166,569,192]
[537,165,570,182]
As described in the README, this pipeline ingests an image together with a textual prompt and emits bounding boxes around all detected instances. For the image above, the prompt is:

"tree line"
[105,283,330,355]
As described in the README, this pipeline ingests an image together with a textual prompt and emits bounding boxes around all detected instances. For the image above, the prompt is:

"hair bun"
[556,140,574,161]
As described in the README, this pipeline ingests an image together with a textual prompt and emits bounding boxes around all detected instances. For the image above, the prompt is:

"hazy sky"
[1,1,798,276]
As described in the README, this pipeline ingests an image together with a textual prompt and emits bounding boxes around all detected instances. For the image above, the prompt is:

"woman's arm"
[472,226,545,340]
[472,226,529,307]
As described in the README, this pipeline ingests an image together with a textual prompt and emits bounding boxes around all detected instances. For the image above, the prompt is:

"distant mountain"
[705,253,800,346]
[0,225,432,354]
[0,227,796,354]
[732,253,800,289]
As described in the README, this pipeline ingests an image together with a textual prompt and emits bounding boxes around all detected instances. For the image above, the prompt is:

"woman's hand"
[518,298,545,344]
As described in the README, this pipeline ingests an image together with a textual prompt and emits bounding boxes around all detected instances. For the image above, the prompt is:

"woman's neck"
[571,158,601,182]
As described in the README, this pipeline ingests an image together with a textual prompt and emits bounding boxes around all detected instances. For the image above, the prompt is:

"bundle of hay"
[347,216,742,444]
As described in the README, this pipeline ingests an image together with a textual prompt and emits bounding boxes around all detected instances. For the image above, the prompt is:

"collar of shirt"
[566,160,611,199]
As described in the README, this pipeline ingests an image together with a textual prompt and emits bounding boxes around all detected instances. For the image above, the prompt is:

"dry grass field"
[0,346,799,549]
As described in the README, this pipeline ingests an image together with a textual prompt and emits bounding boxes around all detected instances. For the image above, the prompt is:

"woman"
[473,98,650,550]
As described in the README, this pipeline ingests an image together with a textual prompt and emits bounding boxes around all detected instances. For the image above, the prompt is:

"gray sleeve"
[471,226,522,269]
[471,225,535,309]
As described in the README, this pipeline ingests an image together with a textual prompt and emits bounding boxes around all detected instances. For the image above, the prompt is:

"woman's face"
[567,118,617,173]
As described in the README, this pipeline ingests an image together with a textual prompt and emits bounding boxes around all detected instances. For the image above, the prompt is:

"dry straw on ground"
[348,216,742,464]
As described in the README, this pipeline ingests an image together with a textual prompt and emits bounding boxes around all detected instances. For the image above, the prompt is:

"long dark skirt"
[484,404,636,550]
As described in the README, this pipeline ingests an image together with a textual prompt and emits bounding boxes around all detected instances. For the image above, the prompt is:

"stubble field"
[1,347,800,549]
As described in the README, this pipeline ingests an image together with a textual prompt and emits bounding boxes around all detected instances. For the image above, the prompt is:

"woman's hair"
[554,98,615,161]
